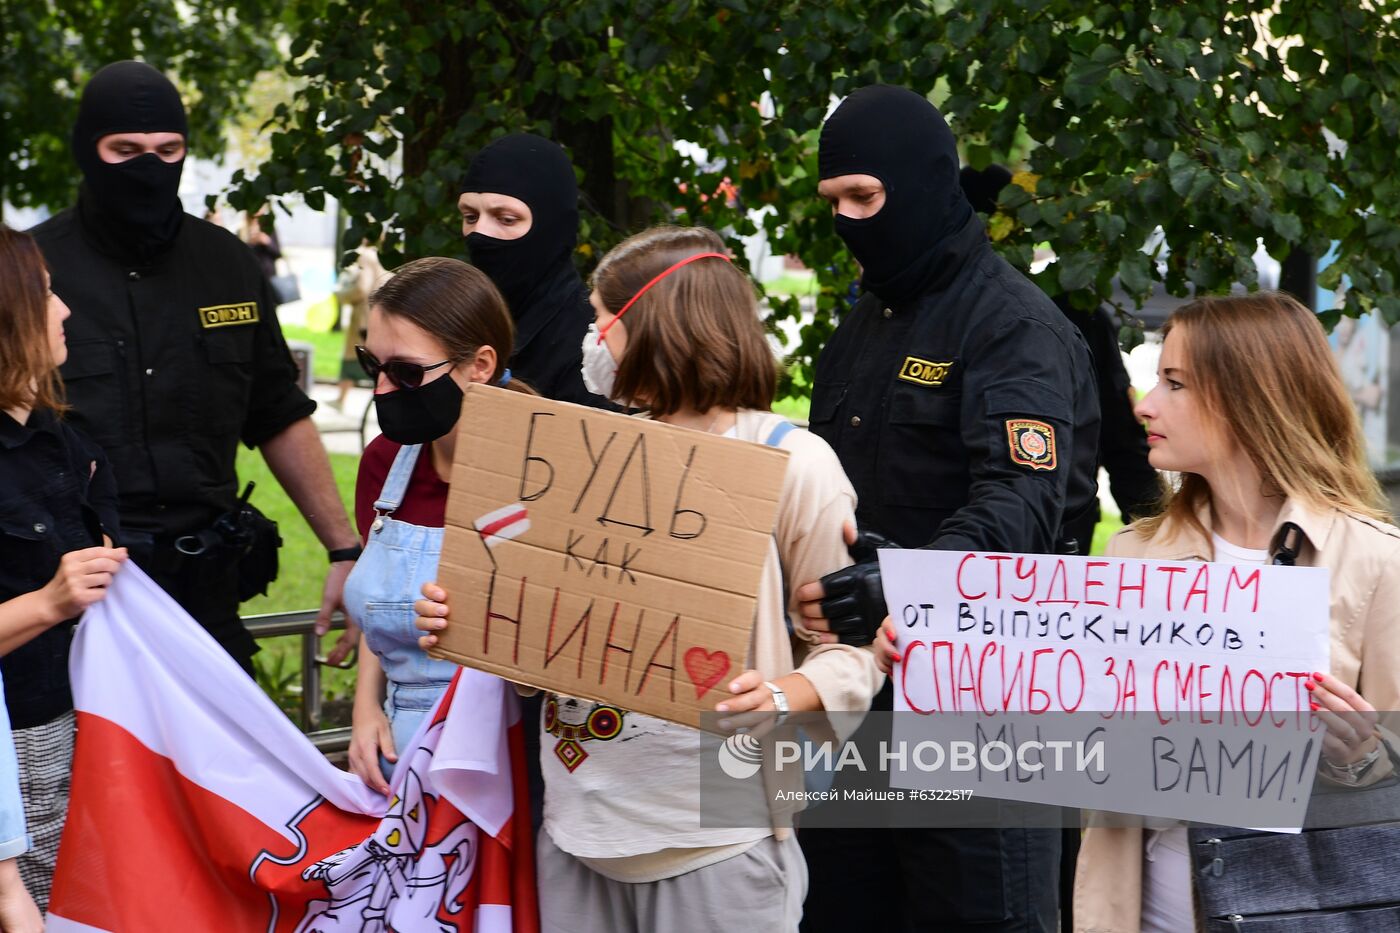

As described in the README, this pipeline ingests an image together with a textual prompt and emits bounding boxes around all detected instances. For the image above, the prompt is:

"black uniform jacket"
[1058,299,1161,551]
[0,408,120,728]
[811,216,1101,554]
[512,263,615,410]
[30,209,316,539]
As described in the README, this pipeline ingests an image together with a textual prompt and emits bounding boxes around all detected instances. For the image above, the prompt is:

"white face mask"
[580,322,619,399]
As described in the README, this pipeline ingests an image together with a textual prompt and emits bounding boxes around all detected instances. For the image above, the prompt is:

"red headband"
[598,251,732,340]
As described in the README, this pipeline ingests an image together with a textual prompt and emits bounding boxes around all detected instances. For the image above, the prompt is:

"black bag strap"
[1270,521,1304,566]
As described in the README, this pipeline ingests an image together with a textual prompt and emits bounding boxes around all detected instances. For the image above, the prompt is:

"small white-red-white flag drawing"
[474,504,530,548]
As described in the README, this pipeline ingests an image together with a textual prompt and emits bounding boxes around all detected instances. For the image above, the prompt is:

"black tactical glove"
[817,529,896,646]
[847,529,894,564]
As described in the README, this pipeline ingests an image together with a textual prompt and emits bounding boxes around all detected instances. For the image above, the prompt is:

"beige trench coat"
[1073,499,1400,933]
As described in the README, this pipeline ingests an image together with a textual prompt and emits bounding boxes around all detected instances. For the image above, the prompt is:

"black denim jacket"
[0,407,120,728]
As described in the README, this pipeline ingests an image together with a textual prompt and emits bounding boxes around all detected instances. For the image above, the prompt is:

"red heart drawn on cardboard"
[684,648,731,698]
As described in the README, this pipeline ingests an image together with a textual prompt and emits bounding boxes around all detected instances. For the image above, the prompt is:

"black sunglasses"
[355,345,456,390]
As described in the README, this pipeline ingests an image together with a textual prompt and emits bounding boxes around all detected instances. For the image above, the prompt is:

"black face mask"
[460,133,580,315]
[832,210,917,293]
[71,61,189,262]
[818,85,973,303]
[465,230,546,314]
[373,373,464,446]
[85,153,184,232]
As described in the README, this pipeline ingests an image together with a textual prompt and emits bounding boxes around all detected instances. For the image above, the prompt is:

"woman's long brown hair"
[592,225,777,416]
[0,226,65,413]
[1136,291,1388,542]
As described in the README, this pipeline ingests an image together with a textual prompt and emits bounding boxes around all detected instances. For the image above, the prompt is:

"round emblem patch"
[1005,419,1057,471]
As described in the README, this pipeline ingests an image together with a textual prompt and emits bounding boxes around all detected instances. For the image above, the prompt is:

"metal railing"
[243,608,352,757]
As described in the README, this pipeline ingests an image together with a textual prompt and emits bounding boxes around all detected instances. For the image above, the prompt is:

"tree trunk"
[398,11,651,240]
[1279,248,1317,310]
[403,22,474,181]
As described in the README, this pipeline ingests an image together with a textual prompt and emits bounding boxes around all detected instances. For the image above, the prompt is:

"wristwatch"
[764,680,790,725]
[1322,742,1383,785]
[327,545,363,563]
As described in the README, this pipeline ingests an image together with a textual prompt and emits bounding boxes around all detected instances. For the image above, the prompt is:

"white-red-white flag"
[47,565,537,932]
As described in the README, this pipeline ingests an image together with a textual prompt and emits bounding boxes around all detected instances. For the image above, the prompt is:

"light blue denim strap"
[764,420,796,448]
[372,443,424,514]
[763,418,797,634]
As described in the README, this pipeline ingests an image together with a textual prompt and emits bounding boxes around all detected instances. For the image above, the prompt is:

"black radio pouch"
[175,482,283,601]
[236,500,282,602]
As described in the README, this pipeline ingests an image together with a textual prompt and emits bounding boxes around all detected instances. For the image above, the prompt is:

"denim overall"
[343,443,460,776]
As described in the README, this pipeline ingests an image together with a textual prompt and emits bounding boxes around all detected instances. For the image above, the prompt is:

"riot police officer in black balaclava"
[30,61,362,675]
[458,133,613,409]
[794,85,1100,933]
[457,133,611,834]
[70,59,190,264]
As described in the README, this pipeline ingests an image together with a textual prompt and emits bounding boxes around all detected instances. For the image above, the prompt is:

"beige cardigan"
[527,410,884,876]
[1074,499,1400,933]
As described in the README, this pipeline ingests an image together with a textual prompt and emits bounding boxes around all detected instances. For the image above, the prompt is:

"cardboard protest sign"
[879,549,1332,829]
[432,385,789,729]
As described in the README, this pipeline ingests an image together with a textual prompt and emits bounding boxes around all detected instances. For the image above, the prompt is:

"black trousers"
[519,691,546,832]
[132,540,258,676]
[799,681,1061,932]
[799,825,1061,933]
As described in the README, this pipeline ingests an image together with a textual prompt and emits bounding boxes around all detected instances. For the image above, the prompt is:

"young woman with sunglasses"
[344,257,536,794]
[414,226,883,930]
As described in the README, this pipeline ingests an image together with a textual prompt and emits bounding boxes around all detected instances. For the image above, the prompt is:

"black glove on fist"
[847,528,895,564]
[818,560,887,647]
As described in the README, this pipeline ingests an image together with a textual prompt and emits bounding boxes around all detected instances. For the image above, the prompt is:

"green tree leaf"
[16,0,1381,374]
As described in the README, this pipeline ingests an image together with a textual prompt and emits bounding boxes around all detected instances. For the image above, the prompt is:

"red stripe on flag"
[52,700,539,931]
[501,716,540,930]
[49,712,378,931]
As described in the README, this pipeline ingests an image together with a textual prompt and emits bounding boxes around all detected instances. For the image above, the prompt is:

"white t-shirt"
[1142,535,1268,932]
[1211,533,1270,565]
[539,697,768,872]
[538,411,879,882]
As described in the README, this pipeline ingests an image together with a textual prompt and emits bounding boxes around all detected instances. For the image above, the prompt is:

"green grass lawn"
[764,270,819,297]
[772,395,812,422]
[281,323,351,383]
[237,445,361,716]
[1091,509,1123,556]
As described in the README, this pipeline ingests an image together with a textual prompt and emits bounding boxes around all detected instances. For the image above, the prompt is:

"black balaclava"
[819,85,974,303]
[959,164,1014,216]
[459,133,580,316]
[72,61,189,263]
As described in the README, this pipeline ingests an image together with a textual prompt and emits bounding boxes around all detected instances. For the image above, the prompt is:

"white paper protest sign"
[878,549,1331,829]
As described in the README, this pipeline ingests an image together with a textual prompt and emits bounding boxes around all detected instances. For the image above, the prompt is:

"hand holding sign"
[878,548,1333,829]
[429,386,790,730]
[1309,673,1380,766]
[415,582,450,652]
[873,616,899,676]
